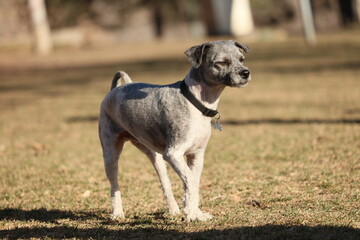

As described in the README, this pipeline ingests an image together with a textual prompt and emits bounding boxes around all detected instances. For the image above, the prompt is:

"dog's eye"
[215,61,229,67]
[239,57,245,63]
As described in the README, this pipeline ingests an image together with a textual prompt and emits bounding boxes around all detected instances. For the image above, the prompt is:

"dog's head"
[185,40,251,88]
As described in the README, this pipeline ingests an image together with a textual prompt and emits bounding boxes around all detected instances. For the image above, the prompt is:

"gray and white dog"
[99,40,251,221]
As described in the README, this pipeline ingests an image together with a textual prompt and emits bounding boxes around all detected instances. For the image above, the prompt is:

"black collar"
[180,80,219,118]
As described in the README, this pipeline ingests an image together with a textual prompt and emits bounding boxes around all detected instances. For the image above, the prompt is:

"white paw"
[111,210,125,220]
[186,210,213,222]
[169,206,181,216]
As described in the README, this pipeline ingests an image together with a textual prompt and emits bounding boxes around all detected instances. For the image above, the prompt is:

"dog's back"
[102,79,190,153]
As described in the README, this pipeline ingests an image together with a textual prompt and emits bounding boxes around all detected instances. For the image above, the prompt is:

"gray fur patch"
[105,81,190,152]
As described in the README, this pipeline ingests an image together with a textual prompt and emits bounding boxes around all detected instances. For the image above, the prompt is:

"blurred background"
[1,0,360,53]
[0,0,359,123]
[0,0,359,140]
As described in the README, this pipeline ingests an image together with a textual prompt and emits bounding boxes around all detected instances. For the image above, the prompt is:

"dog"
[99,40,251,221]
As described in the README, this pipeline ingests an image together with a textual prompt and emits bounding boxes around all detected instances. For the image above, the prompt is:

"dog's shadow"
[0,208,102,223]
[0,208,359,239]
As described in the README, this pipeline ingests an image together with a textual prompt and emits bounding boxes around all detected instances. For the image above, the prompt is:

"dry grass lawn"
[0,29,359,239]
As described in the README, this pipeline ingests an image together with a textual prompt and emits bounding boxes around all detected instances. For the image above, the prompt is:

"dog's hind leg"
[130,140,180,216]
[150,152,181,215]
[99,113,126,219]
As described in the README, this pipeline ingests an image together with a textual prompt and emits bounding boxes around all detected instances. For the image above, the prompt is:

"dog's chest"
[184,106,212,154]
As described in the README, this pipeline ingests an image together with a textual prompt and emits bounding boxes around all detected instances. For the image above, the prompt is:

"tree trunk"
[231,0,254,36]
[299,0,316,45]
[151,0,163,38]
[28,0,52,55]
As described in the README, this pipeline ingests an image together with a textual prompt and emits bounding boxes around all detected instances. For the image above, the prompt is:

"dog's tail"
[110,71,133,90]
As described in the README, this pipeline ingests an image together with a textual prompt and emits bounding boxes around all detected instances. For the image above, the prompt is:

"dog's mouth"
[231,78,251,88]
[240,79,249,85]
[223,73,251,87]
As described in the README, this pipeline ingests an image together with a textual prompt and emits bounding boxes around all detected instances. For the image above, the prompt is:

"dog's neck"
[184,68,225,111]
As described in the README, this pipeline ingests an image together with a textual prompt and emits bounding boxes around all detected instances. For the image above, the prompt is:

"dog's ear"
[184,43,210,68]
[234,41,250,54]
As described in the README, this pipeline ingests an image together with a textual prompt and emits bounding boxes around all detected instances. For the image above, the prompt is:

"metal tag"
[212,113,222,131]
[213,121,223,131]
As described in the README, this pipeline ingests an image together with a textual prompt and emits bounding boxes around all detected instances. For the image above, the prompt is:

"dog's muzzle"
[239,69,250,80]
[238,69,251,86]
[225,69,251,87]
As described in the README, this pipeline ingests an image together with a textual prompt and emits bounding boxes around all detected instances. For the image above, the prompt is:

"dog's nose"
[240,69,250,79]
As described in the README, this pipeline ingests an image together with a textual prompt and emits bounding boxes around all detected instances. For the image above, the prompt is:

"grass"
[0,29,360,239]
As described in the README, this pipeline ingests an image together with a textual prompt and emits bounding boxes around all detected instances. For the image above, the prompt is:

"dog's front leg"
[186,150,213,220]
[164,148,212,221]
[186,149,205,189]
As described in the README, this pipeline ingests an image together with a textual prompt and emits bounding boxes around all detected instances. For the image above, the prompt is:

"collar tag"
[212,113,223,131]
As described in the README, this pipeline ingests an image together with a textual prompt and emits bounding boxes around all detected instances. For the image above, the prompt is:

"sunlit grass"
[0,30,359,239]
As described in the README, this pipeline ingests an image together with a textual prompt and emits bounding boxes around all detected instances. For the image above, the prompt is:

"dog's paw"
[111,210,125,220]
[169,206,181,216]
[186,210,213,222]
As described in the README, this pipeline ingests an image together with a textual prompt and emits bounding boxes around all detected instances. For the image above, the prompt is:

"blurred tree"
[311,0,341,31]
[338,0,358,25]
[200,0,255,36]
[150,0,163,37]
[45,0,92,29]
[300,0,316,45]
[3,0,358,50]
[0,0,31,50]
[89,0,141,29]
[44,0,187,37]
[251,0,296,26]
[199,0,217,35]
[231,0,254,36]
[28,0,52,54]
[356,0,360,20]
[141,0,187,37]
[0,0,30,39]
